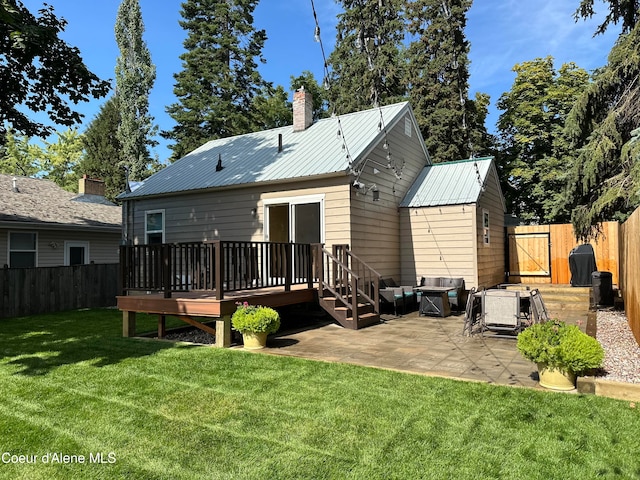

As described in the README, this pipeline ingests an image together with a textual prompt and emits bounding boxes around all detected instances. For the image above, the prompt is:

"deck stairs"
[316,245,381,330]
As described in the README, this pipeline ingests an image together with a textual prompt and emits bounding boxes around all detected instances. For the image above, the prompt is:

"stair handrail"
[340,248,381,315]
[317,245,381,318]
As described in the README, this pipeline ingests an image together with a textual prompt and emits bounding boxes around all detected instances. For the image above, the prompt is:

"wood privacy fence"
[506,222,620,285]
[0,263,119,319]
[621,209,640,345]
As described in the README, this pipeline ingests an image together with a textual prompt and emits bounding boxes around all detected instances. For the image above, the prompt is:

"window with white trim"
[145,210,165,244]
[482,209,490,246]
[64,241,89,266]
[9,232,37,267]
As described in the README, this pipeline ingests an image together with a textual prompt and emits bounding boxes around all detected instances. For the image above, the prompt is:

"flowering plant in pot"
[516,319,604,390]
[231,302,280,350]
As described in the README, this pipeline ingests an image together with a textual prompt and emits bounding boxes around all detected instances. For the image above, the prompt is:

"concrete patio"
[261,285,600,390]
[266,310,546,389]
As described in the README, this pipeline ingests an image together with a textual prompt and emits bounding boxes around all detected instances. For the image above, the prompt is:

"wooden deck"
[118,240,382,344]
[118,284,317,347]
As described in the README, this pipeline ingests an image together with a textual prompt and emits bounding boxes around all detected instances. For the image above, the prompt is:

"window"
[145,210,165,244]
[9,232,37,267]
[482,209,490,245]
[64,241,89,266]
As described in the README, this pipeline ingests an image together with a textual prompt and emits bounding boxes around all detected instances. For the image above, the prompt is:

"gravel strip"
[164,329,216,345]
[596,309,640,384]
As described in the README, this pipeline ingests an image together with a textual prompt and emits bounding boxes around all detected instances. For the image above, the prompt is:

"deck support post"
[123,311,136,337]
[215,315,232,348]
[158,315,166,338]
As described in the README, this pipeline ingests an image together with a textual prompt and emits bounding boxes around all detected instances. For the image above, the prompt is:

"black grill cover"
[569,244,597,287]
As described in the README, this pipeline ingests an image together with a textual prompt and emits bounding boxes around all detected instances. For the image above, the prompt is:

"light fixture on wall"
[250,207,257,218]
[48,241,58,249]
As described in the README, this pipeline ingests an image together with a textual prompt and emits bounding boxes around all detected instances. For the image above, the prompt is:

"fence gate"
[507,232,551,283]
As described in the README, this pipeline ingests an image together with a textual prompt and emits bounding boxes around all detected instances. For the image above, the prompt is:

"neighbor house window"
[482,209,490,246]
[145,210,165,244]
[9,232,37,267]
[64,241,89,266]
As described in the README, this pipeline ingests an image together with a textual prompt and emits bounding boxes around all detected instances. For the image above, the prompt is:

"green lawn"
[1,309,639,480]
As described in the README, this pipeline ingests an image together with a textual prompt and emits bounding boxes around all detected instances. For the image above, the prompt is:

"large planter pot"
[242,332,268,350]
[537,363,576,391]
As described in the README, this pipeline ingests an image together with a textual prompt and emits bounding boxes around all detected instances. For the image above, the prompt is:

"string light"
[314,25,321,42]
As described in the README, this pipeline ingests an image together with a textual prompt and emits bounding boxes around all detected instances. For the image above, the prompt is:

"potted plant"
[231,302,280,350]
[516,319,604,391]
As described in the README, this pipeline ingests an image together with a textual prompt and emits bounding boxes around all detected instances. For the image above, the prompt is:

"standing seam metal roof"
[399,157,494,207]
[119,102,415,199]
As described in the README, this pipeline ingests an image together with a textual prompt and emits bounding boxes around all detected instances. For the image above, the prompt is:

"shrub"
[517,319,604,375]
[231,303,280,334]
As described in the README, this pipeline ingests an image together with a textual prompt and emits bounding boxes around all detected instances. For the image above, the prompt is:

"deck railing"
[120,240,314,299]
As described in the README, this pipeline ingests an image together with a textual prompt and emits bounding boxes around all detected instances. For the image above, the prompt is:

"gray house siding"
[0,228,120,268]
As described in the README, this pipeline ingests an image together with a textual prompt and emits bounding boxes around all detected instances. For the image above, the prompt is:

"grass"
[1,309,639,480]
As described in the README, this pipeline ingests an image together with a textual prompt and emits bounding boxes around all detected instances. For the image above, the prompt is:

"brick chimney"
[79,176,106,197]
[293,87,313,132]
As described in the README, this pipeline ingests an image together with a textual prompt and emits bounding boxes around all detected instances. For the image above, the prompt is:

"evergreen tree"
[405,0,486,162]
[163,0,268,161]
[327,0,406,114]
[574,0,639,35]
[251,85,292,130]
[496,57,589,222]
[115,0,157,180]
[563,23,640,240]
[78,97,127,202]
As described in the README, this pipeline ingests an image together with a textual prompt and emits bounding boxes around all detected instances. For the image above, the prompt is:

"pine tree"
[405,0,485,162]
[163,0,268,161]
[78,97,127,202]
[327,0,406,114]
[115,0,157,180]
[574,0,639,35]
[563,22,640,240]
[496,57,589,222]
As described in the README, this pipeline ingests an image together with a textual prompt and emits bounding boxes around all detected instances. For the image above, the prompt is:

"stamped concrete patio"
[266,310,545,389]
[257,285,596,391]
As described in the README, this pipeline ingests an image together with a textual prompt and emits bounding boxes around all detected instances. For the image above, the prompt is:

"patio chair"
[380,278,416,315]
[480,290,525,338]
[462,287,479,336]
[530,288,550,323]
[442,277,466,311]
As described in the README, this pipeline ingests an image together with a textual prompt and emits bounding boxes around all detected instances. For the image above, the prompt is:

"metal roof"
[120,102,417,199]
[400,157,495,207]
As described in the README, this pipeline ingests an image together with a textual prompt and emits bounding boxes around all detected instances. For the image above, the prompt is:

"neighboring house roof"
[400,157,503,208]
[119,102,427,199]
[0,175,121,231]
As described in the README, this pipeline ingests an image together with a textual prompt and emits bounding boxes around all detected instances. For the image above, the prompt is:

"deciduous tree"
[0,1,110,141]
[115,0,157,180]
[496,57,589,222]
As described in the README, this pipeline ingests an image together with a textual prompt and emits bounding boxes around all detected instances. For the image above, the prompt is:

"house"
[0,175,122,268]
[119,91,505,289]
[116,92,506,338]
[400,157,506,289]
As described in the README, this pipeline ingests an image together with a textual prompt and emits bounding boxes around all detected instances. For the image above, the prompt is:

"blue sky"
[21,0,620,162]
